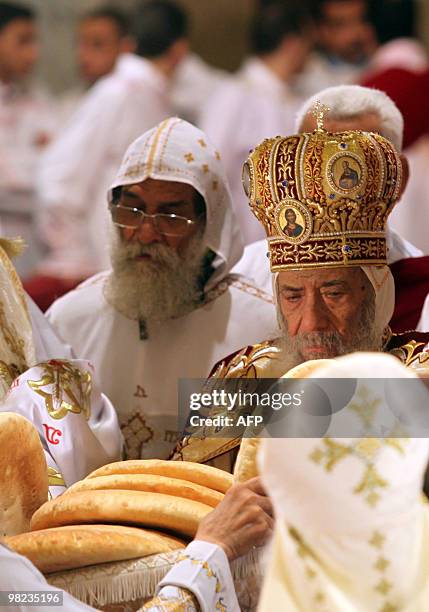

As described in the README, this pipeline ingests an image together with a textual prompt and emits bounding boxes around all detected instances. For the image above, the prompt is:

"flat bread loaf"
[65,474,223,508]
[30,490,212,538]
[86,460,233,493]
[5,524,184,573]
[0,412,48,536]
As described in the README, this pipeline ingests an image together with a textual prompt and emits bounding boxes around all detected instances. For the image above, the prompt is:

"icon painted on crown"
[275,200,312,245]
[327,152,366,196]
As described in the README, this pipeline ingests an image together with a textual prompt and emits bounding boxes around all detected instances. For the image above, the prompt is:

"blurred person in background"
[132,0,227,125]
[77,6,135,87]
[362,0,423,82]
[58,6,136,122]
[296,0,376,97]
[360,1,429,256]
[26,0,190,311]
[362,66,429,257]
[0,1,55,189]
[0,1,56,278]
[200,2,312,245]
[361,47,429,332]
[170,46,227,125]
[370,0,417,49]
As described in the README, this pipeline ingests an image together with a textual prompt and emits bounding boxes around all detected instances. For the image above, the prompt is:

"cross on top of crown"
[311,100,330,131]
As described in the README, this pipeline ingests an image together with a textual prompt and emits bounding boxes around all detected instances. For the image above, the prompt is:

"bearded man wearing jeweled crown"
[172,103,429,466]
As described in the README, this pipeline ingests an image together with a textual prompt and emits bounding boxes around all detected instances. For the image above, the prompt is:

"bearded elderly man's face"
[107,178,207,325]
[118,178,203,252]
[277,266,381,361]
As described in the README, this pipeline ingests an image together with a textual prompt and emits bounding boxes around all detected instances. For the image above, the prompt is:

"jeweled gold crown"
[242,103,402,270]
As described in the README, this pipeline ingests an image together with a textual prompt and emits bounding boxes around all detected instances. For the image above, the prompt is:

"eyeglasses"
[109,204,197,237]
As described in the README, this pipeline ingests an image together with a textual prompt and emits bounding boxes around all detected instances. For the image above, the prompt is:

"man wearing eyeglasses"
[47,118,278,460]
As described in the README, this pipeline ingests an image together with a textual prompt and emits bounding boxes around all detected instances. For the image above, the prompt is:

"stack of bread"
[5,459,232,574]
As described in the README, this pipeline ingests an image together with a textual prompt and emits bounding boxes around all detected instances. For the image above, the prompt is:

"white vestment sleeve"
[0,359,122,496]
[154,541,240,612]
[0,545,95,612]
[0,542,237,612]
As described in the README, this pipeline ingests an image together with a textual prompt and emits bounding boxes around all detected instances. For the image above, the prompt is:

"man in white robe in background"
[32,1,190,306]
[171,52,227,125]
[0,2,55,191]
[295,0,375,98]
[57,6,136,123]
[47,118,278,461]
[233,85,422,294]
[0,2,56,279]
[200,3,311,245]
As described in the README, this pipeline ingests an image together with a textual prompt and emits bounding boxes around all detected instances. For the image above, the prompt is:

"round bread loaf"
[282,359,334,379]
[233,438,261,483]
[5,524,185,573]
[65,474,223,508]
[0,412,48,536]
[30,490,212,538]
[232,360,335,483]
[86,460,233,493]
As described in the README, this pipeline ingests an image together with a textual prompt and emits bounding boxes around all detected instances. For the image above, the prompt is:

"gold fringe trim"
[47,548,262,607]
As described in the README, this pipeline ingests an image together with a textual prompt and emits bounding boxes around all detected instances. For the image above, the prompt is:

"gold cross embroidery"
[28,361,92,421]
[374,556,390,572]
[375,578,392,596]
[380,603,398,612]
[369,531,385,549]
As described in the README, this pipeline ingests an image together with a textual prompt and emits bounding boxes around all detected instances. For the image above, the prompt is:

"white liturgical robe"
[37,54,171,279]
[258,353,429,611]
[0,359,122,498]
[47,118,279,460]
[200,57,303,245]
[0,81,55,190]
[170,53,227,124]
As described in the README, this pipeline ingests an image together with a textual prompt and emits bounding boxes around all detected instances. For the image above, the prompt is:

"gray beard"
[105,229,207,326]
[279,294,383,365]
